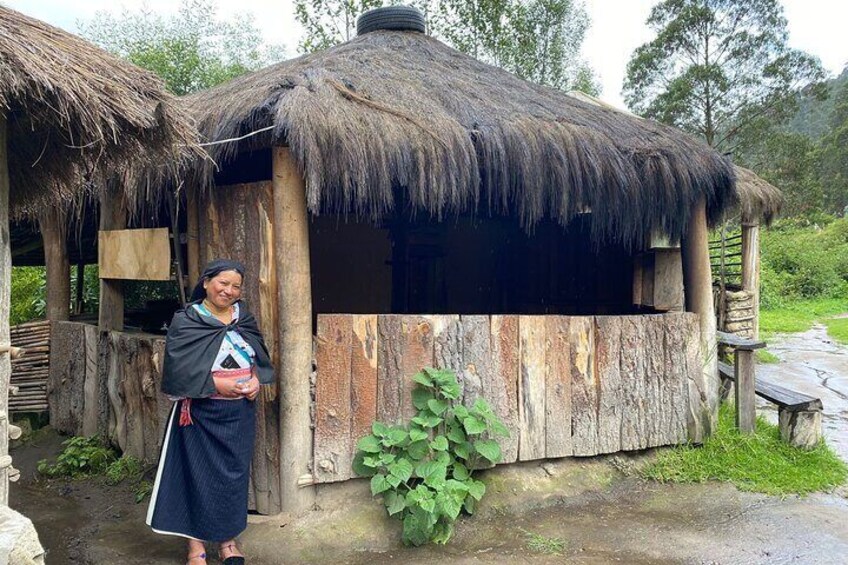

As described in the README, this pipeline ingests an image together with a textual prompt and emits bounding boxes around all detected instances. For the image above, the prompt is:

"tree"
[623,0,824,152]
[817,80,848,213]
[78,0,285,95]
[294,0,598,93]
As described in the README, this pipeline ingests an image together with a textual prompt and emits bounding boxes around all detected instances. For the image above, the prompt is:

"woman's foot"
[187,539,207,564]
[219,540,245,564]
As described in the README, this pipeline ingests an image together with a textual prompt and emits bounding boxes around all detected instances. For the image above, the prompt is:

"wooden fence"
[313,312,700,483]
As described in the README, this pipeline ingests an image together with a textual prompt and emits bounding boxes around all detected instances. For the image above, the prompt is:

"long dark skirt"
[146,398,256,542]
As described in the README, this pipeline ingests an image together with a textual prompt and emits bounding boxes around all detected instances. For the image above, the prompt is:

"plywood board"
[98,228,171,280]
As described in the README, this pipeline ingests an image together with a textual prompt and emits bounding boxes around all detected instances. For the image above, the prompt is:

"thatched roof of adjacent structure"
[0,6,202,217]
[186,30,737,245]
[734,166,783,225]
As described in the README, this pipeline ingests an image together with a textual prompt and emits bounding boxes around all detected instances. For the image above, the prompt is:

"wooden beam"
[741,221,760,338]
[0,116,11,504]
[272,146,315,513]
[98,186,126,331]
[38,207,70,321]
[734,349,756,434]
[681,197,718,442]
[186,184,201,284]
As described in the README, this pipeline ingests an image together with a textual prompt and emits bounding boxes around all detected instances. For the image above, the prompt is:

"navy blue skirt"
[146,398,256,542]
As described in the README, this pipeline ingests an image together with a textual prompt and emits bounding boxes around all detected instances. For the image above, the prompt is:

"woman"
[146,259,274,565]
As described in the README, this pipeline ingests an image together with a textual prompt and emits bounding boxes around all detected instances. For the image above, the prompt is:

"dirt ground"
[10,427,848,565]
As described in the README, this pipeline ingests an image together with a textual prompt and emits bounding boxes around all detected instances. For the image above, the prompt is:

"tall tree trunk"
[0,116,12,503]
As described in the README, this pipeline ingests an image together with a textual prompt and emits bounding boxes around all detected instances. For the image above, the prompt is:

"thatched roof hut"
[185,29,736,246]
[0,5,201,217]
[733,166,783,225]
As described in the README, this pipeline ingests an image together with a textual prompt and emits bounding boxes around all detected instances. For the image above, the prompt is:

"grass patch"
[523,530,566,555]
[760,298,848,336]
[756,349,780,364]
[642,404,847,496]
[823,318,848,345]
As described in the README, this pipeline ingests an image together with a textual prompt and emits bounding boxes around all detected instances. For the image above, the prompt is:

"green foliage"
[642,403,848,496]
[760,219,848,310]
[755,349,780,364]
[295,0,598,92]
[823,318,848,346]
[523,529,567,555]
[353,367,508,546]
[760,299,848,336]
[104,455,144,485]
[37,437,117,479]
[134,481,154,504]
[78,0,285,95]
[10,267,45,326]
[624,0,824,152]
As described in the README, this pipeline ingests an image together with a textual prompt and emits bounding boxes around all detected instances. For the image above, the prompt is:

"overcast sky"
[9,0,848,108]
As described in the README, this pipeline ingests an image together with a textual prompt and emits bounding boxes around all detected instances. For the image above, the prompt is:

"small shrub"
[38,436,117,478]
[105,455,144,485]
[353,367,509,547]
[134,480,153,504]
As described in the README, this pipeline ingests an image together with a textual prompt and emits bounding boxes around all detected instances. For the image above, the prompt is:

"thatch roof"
[0,6,201,218]
[734,166,783,225]
[186,30,736,246]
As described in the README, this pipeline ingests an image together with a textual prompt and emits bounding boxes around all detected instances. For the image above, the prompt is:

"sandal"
[219,542,245,565]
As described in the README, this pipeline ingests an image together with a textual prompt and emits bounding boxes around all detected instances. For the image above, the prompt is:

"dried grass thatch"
[186,30,736,245]
[0,6,202,217]
[733,166,783,225]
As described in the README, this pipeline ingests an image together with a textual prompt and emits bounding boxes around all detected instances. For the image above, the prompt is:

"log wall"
[313,312,698,483]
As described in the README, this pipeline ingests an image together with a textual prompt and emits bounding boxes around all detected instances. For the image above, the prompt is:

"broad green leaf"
[453,442,471,460]
[463,496,476,515]
[402,508,433,547]
[412,371,433,387]
[356,435,383,454]
[490,420,510,438]
[406,440,430,460]
[371,421,390,437]
[412,388,435,410]
[468,479,486,501]
[474,439,502,463]
[440,381,461,400]
[408,427,429,442]
[453,462,470,481]
[386,473,402,488]
[427,398,448,415]
[434,450,452,466]
[389,458,414,482]
[447,424,466,444]
[463,416,487,435]
[431,521,454,545]
[352,452,377,476]
[385,491,405,516]
[440,493,462,519]
[385,427,409,446]
[412,414,443,428]
[370,473,390,495]
[453,405,469,419]
[420,498,436,513]
[430,436,449,451]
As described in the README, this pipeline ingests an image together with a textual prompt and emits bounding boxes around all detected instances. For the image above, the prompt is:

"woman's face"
[203,270,243,309]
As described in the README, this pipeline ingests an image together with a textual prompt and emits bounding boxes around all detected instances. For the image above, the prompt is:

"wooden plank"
[594,316,623,454]
[720,361,821,412]
[570,317,597,456]
[377,315,405,424]
[545,317,572,458]
[716,331,766,351]
[81,324,99,437]
[735,349,756,433]
[459,315,489,407]
[98,186,126,331]
[644,315,667,446]
[39,207,70,321]
[518,316,546,461]
[46,321,87,435]
[400,316,435,420]
[314,315,353,482]
[432,315,462,375]
[491,316,519,464]
[350,315,379,468]
[98,228,171,281]
[653,250,684,312]
[1,116,9,503]
[618,316,645,451]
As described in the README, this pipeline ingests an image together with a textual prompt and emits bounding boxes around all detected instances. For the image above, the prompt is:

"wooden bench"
[717,332,823,449]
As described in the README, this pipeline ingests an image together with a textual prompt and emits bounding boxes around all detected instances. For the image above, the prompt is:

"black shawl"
[161,300,274,398]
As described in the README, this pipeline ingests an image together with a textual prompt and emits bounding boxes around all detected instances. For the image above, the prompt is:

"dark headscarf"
[162,258,273,398]
[189,258,246,302]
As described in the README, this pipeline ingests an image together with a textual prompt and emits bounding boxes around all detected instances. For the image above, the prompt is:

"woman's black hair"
[189,259,246,302]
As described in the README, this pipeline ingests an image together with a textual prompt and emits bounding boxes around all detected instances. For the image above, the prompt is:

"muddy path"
[758,323,848,461]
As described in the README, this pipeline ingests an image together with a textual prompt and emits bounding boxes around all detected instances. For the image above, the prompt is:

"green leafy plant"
[352,367,509,546]
[134,480,153,504]
[104,455,144,485]
[37,436,117,478]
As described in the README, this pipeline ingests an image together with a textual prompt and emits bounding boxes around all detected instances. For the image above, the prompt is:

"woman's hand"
[213,376,247,398]
[235,376,261,401]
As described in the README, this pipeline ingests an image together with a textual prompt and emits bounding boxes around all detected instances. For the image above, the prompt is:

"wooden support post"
[98,186,126,332]
[272,147,315,514]
[681,197,718,442]
[74,262,85,315]
[186,184,201,285]
[734,349,756,433]
[0,116,11,504]
[38,207,70,321]
[741,219,760,339]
